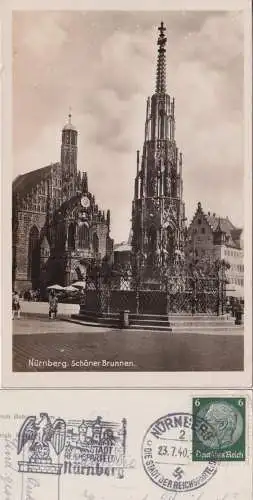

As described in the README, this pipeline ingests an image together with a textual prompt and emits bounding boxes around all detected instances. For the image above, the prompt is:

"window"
[57,223,66,249]
[197,219,201,225]
[93,232,99,255]
[27,226,40,282]
[201,228,205,234]
[68,223,76,251]
[79,223,89,249]
[148,226,157,252]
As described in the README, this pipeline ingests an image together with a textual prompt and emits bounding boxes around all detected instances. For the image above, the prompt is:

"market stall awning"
[72,281,86,289]
[47,284,65,290]
[64,285,79,292]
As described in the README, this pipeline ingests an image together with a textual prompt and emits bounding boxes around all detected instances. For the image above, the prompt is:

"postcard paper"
[0,389,252,499]
[1,0,252,387]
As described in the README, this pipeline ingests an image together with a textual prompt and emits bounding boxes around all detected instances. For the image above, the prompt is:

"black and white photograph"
[5,6,251,379]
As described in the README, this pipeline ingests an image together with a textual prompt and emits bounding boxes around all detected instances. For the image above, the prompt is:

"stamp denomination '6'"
[192,398,246,461]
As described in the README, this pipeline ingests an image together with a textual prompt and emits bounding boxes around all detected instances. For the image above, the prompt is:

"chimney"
[208,211,210,216]
[213,213,216,217]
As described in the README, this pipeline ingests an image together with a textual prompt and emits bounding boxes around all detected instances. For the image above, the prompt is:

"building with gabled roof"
[186,202,244,293]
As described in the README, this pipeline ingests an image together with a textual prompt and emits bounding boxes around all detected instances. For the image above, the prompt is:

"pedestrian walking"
[12,291,21,319]
[49,291,58,319]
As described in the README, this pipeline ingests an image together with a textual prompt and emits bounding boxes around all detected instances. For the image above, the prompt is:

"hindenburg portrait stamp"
[192,397,245,461]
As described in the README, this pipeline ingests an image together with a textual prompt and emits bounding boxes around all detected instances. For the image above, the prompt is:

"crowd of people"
[12,289,59,320]
[225,297,244,314]
[12,287,244,324]
[19,289,41,301]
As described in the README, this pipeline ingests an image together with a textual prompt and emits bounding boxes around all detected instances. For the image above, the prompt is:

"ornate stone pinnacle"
[156,22,167,94]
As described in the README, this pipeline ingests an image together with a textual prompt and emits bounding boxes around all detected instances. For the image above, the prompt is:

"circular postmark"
[142,412,217,493]
[194,400,244,450]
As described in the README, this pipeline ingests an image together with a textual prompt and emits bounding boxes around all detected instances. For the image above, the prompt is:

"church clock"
[81,196,90,208]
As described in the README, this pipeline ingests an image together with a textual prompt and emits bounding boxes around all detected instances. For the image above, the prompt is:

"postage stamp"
[141,412,217,493]
[192,397,246,461]
[17,412,127,478]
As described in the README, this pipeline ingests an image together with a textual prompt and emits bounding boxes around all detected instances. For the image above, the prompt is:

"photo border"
[1,0,252,388]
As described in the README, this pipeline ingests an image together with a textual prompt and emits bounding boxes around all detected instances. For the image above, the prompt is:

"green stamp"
[192,397,245,461]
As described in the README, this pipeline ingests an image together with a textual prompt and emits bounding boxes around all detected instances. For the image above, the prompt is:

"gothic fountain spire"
[155,21,167,94]
[131,22,186,284]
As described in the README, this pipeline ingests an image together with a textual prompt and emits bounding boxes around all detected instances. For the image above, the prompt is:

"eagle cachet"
[17,413,127,477]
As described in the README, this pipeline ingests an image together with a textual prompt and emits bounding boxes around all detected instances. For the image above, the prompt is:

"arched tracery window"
[167,226,174,259]
[57,223,66,249]
[68,222,76,250]
[78,223,89,249]
[27,225,40,286]
[148,225,157,253]
[92,232,99,255]
[40,235,50,259]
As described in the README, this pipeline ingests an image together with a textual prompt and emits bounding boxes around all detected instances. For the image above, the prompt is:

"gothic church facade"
[12,114,113,293]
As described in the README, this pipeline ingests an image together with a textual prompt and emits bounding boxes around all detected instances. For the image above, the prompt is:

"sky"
[12,10,244,243]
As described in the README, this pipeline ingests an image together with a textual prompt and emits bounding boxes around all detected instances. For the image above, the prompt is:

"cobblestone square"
[13,315,243,372]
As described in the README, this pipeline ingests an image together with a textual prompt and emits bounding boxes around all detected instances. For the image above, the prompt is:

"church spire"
[155,21,167,94]
[63,109,77,132]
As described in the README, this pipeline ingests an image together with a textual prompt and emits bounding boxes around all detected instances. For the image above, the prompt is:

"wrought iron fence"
[83,267,226,316]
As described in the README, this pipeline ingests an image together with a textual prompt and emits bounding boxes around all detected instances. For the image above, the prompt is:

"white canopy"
[64,285,79,292]
[72,281,86,289]
[47,284,64,290]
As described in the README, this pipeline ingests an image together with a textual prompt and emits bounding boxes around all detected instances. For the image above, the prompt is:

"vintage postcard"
[1,0,252,387]
[0,389,252,499]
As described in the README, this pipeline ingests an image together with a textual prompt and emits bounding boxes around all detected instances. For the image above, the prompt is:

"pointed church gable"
[13,163,60,199]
